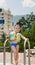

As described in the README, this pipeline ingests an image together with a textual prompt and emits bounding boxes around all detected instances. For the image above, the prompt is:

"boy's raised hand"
[25,38,29,42]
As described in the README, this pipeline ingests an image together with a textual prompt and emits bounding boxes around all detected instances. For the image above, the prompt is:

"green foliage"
[16,12,35,51]
[22,29,35,49]
[0,41,3,47]
[22,30,29,38]
[5,41,11,52]
[31,24,35,41]
[30,41,35,48]
[17,17,26,32]
[2,32,6,43]
[16,12,35,32]
[0,12,35,52]
[19,40,24,52]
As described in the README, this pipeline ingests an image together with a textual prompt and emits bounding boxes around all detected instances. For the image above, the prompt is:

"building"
[0,8,13,38]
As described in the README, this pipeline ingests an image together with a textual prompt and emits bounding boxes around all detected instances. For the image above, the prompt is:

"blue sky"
[0,0,35,15]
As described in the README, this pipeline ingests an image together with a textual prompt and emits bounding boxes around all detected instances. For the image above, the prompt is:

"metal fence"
[24,40,30,65]
[3,39,30,65]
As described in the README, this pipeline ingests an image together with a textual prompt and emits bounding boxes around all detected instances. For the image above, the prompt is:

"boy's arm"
[7,28,11,37]
[21,34,29,41]
[7,31,10,37]
[4,28,11,47]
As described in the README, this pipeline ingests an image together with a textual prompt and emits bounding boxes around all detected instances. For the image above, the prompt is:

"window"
[1,27,4,29]
[0,20,4,24]
[0,9,2,12]
[2,13,4,15]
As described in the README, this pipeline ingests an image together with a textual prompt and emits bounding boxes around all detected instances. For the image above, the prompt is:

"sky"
[0,0,35,15]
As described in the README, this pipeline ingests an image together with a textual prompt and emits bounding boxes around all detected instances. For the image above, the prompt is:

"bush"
[0,40,11,52]
[0,41,3,47]
[30,41,35,48]
[19,40,24,52]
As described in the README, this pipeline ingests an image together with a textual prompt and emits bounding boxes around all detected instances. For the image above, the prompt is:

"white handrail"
[3,39,12,65]
[4,39,8,47]
[24,40,30,65]
[3,39,30,65]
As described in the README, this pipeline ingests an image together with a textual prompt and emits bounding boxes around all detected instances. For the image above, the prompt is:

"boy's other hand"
[25,38,29,42]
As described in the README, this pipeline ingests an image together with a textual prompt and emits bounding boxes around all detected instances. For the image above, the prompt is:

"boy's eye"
[16,28,17,29]
[16,27,20,29]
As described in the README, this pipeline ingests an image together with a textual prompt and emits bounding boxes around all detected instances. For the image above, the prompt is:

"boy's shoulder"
[17,33,22,36]
[10,31,15,34]
[17,32,21,35]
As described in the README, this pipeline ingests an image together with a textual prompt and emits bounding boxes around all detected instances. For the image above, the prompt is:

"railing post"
[3,39,8,65]
[3,46,5,65]
[3,39,13,65]
[24,40,30,65]
[3,39,30,65]
[3,39,7,65]
[11,47,13,64]
[28,41,30,65]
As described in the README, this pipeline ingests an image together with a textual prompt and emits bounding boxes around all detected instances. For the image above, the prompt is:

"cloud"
[0,0,5,6]
[21,0,35,7]
[0,0,8,9]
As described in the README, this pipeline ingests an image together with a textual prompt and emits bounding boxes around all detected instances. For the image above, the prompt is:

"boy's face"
[14,25,20,33]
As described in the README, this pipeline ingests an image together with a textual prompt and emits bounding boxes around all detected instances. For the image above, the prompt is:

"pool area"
[0,63,34,65]
[0,40,35,65]
[0,63,25,65]
[0,53,35,65]
[0,63,12,65]
[0,63,11,65]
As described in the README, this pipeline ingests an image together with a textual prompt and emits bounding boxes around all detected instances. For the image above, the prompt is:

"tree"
[16,12,35,32]
[31,24,35,41]
[2,32,6,42]
[16,12,35,49]
[17,17,26,32]
[26,12,35,31]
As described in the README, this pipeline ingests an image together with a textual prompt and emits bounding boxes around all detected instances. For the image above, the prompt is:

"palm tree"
[16,12,35,32]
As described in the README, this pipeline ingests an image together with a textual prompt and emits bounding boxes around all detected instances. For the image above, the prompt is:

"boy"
[8,24,29,65]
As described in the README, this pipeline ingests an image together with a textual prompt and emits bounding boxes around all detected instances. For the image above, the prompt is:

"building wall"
[0,8,13,37]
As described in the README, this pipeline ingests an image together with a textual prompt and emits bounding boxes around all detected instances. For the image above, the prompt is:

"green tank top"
[10,31,21,42]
